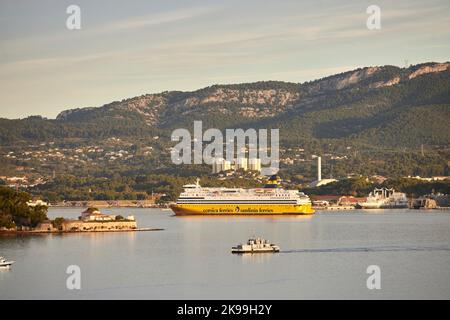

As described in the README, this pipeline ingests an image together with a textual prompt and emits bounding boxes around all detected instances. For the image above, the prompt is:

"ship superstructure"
[171,176,314,215]
[356,188,408,209]
[232,237,280,253]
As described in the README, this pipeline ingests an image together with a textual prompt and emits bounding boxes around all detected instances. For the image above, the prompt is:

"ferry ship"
[232,237,280,253]
[171,176,314,215]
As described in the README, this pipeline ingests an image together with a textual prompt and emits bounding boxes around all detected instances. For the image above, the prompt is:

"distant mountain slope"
[1,62,449,148]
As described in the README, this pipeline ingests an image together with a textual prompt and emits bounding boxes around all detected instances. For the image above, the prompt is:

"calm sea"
[1,208,449,299]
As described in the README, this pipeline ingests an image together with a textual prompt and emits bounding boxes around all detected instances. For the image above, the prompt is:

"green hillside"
[0,62,449,200]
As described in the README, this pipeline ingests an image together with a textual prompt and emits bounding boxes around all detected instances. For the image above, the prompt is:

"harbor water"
[1,208,450,299]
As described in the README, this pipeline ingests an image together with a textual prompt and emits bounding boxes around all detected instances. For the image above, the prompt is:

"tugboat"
[231,237,280,254]
[0,257,14,268]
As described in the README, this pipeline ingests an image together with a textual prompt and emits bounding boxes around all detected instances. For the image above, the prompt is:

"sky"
[0,0,449,119]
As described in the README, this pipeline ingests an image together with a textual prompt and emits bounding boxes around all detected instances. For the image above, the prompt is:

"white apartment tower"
[248,158,262,172]
[212,158,232,174]
[234,158,248,171]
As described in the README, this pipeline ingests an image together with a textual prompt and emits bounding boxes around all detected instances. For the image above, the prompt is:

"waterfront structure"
[338,196,367,206]
[356,188,408,209]
[26,199,48,207]
[32,208,138,233]
[412,197,437,209]
[171,176,314,215]
[81,208,115,221]
[412,194,450,209]
[312,200,330,208]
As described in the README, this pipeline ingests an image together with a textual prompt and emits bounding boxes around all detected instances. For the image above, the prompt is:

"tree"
[0,186,48,229]
[52,217,65,230]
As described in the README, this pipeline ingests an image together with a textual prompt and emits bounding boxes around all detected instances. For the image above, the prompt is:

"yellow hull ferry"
[171,176,315,216]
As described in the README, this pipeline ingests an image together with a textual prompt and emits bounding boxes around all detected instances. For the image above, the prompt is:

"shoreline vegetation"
[0,186,162,235]
[0,227,164,235]
[49,200,170,208]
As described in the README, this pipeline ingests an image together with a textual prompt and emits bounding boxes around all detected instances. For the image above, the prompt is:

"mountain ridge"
[1,61,449,149]
[56,61,449,121]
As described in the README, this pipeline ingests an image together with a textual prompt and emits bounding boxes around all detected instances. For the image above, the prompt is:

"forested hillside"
[0,62,449,201]
[1,62,449,149]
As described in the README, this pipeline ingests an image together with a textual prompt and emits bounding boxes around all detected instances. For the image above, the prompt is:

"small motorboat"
[0,256,15,268]
[232,237,280,254]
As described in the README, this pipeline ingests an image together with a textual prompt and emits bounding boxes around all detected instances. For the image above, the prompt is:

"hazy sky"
[1,0,449,119]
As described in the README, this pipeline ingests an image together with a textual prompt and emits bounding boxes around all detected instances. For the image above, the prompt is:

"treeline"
[1,65,449,149]
[304,177,450,197]
[0,186,48,229]
[28,172,449,203]
[28,174,261,202]
[0,111,162,145]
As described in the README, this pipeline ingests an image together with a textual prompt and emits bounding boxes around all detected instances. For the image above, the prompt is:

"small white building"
[212,158,232,174]
[27,199,48,207]
[81,208,115,222]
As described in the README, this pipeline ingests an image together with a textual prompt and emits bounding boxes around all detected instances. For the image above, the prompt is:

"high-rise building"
[234,158,248,171]
[212,158,231,174]
[248,158,262,172]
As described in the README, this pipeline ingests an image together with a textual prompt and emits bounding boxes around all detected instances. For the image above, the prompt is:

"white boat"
[356,188,408,209]
[0,257,15,268]
[232,237,280,253]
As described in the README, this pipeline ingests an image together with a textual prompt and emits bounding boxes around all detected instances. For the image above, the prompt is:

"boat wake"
[281,245,450,254]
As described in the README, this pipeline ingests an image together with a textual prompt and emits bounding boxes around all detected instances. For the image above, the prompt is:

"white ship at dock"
[356,188,408,209]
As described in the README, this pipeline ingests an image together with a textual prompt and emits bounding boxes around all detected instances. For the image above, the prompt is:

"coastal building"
[29,208,139,233]
[26,199,48,207]
[310,195,341,204]
[412,197,437,209]
[413,194,450,208]
[81,208,115,222]
[338,196,367,206]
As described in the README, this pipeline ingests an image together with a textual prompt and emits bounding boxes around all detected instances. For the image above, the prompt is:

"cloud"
[1,0,450,119]
[91,6,220,35]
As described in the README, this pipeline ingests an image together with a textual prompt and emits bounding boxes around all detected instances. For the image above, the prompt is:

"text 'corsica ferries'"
[171,176,314,215]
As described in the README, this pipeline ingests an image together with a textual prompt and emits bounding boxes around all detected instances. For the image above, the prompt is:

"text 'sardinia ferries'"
[171,176,314,215]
